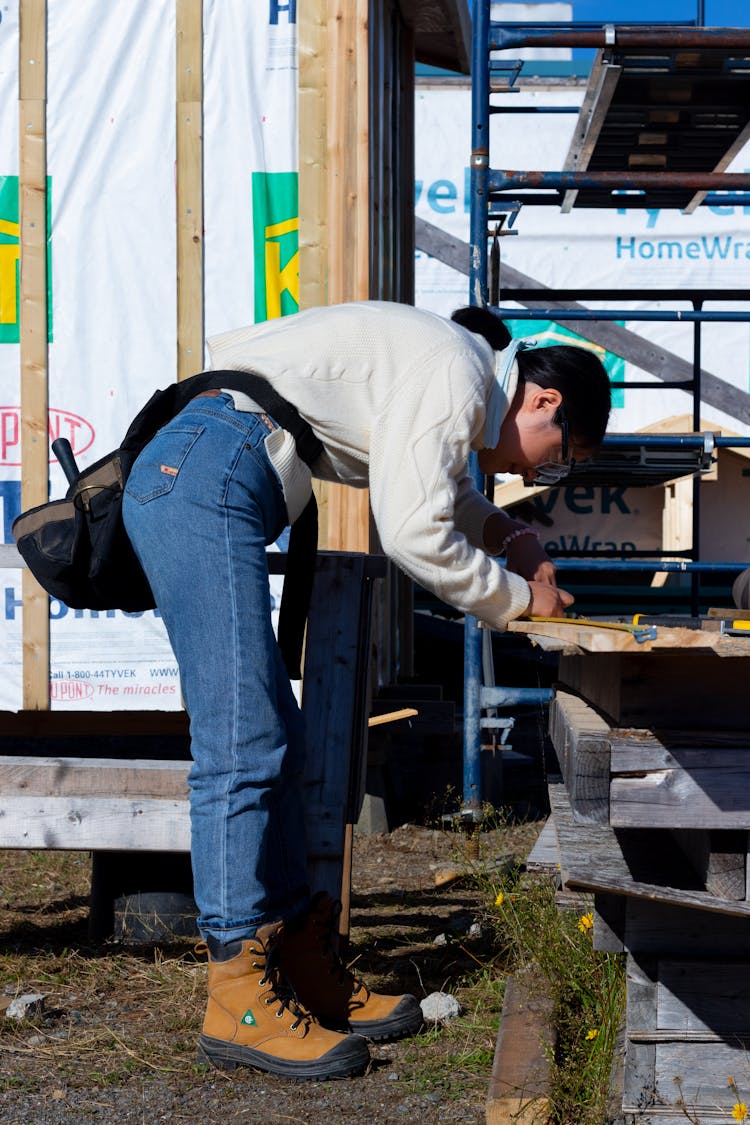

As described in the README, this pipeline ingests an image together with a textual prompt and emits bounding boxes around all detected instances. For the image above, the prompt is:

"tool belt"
[13,368,322,680]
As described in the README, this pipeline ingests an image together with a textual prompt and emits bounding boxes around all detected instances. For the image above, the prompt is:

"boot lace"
[255,940,313,1032]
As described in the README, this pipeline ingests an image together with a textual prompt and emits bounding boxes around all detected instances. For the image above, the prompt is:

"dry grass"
[0,837,508,1121]
[0,849,208,1091]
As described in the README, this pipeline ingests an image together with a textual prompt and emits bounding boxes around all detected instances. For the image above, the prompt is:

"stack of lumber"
[511,616,750,1123]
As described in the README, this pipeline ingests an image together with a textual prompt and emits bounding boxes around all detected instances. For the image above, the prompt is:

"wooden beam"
[176,0,204,381]
[0,756,189,799]
[19,0,49,710]
[548,690,611,825]
[558,650,750,729]
[299,0,328,312]
[299,0,330,546]
[550,779,750,919]
[325,0,371,551]
[0,795,191,851]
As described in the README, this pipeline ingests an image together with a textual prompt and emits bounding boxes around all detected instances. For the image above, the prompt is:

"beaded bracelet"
[499,526,539,555]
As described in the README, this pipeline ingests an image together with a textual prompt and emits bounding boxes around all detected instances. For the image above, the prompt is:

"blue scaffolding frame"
[463,0,750,818]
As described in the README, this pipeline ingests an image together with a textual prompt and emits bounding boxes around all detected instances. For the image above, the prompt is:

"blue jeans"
[122,393,310,943]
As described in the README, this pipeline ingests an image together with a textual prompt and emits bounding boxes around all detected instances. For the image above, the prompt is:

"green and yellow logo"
[506,318,624,409]
[0,175,53,344]
[240,1008,258,1027]
[252,171,298,323]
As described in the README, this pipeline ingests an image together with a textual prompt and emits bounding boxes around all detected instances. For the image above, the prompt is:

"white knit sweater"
[207,301,531,630]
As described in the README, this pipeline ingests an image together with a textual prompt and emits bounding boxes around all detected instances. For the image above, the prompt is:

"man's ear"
[530,386,563,414]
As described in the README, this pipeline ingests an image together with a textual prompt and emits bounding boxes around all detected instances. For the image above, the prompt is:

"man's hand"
[506,533,556,585]
[522,581,575,618]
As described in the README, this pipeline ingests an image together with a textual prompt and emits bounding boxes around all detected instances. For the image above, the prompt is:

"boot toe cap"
[347,993,423,1042]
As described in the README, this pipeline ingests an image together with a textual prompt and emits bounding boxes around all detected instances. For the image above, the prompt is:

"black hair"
[450,306,611,451]
[450,306,511,351]
[517,345,611,450]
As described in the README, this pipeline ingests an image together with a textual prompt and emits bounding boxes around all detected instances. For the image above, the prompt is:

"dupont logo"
[0,407,95,467]
[50,679,94,702]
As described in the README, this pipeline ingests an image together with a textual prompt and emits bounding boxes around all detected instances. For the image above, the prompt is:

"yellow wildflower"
[585,1028,599,1041]
[577,912,594,933]
[494,892,504,907]
[732,1104,748,1122]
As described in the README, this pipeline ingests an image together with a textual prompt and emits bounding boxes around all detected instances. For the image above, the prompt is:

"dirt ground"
[0,819,541,1125]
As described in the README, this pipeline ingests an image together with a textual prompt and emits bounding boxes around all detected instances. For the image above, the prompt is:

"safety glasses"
[532,403,573,485]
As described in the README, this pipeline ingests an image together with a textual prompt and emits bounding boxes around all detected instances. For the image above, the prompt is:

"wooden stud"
[325,0,371,552]
[298,0,328,312]
[299,0,330,547]
[176,0,203,381]
[19,0,49,710]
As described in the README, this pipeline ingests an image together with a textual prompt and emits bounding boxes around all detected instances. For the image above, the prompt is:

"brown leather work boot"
[196,920,369,1079]
[280,893,423,1041]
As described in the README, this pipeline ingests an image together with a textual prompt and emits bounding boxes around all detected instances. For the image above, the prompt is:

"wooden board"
[175,0,204,380]
[486,970,554,1125]
[549,779,750,919]
[623,954,750,1119]
[624,898,750,957]
[550,689,750,831]
[0,756,190,799]
[0,554,382,924]
[0,795,191,851]
[19,0,50,710]
[611,767,750,830]
[510,619,750,655]
[558,650,750,729]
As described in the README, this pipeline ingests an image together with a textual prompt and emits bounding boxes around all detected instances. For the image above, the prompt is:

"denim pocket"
[125,425,204,504]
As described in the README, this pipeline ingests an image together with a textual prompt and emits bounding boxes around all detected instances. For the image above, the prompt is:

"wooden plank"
[611,729,750,772]
[176,0,203,380]
[549,779,750,919]
[623,954,658,1115]
[19,0,49,710]
[299,0,328,311]
[625,899,750,957]
[0,756,190,799]
[325,0,371,552]
[657,959,750,1035]
[301,554,375,909]
[612,768,750,831]
[0,795,191,851]
[558,651,750,729]
[548,690,611,824]
[653,1042,750,1113]
[299,0,329,547]
[486,969,554,1125]
[511,619,750,654]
